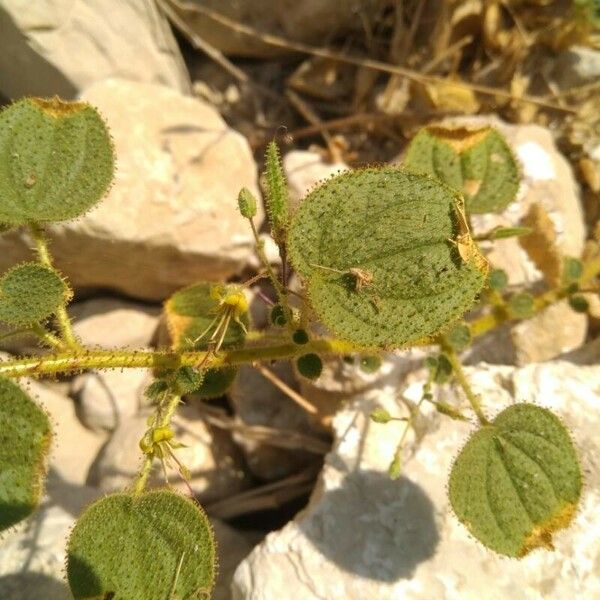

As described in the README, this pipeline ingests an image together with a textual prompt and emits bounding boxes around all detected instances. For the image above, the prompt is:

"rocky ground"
[0,2,599,599]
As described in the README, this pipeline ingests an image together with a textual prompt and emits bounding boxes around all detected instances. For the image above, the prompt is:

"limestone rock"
[71,368,149,432]
[69,297,160,349]
[27,379,107,488]
[233,361,600,599]
[166,0,391,58]
[0,0,190,99]
[0,79,263,301]
[283,150,349,211]
[68,297,160,430]
[87,405,249,502]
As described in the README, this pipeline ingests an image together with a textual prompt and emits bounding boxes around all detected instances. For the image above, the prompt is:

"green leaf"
[0,97,115,224]
[486,226,533,240]
[264,141,289,244]
[67,489,216,599]
[0,376,51,531]
[192,366,237,400]
[449,404,581,557]
[288,168,487,348]
[404,125,520,214]
[0,262,71,326]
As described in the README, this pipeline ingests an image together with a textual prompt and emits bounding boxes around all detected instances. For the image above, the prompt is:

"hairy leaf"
[404,125,519,213]
[0,377,51,531]
[288,168,487,348]
[449,404,581,557]
[67,490,216,599]
[0,262,71,326]
[0,97,114,224]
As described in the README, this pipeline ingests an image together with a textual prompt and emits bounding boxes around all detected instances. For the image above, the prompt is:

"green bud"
[562,257,584,285]
[238,187,258,219]
[292,329,309,345]
[568,295,589,313]
[508,292,535,318]
[360,355,383,374]
[370,407,392,423]
[488,268,508,291]
[297,353,323,380]
[270,304,287,327]
[446,323,472,352]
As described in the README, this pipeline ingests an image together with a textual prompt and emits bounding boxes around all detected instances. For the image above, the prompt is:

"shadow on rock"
[299,470,439,581]
[0,572,70,600]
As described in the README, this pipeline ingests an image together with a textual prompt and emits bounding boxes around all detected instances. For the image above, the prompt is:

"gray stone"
[0,79,263,301]
[211,519,264,600]
[88,405,249,502]
[0,0,190,99]
[229,363,321,480]
[233,361,600,599]
[166,0,392,58]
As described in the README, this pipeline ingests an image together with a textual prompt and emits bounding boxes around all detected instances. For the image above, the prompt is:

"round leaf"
[67,490,216,599]
[449,404,582,557]
[0,97,115,224]
[0,376,51,531]
[404,126,519,214]
[0,262,71,326]
[288,168,487,348]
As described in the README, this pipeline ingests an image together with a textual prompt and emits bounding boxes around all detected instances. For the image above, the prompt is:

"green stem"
[30,324,64,349]
[250,219,295,331]
[0,337,359,379]
[133,455,153,496]
[0,255,598,381]
[445,348,489,425]
[28,224,81,350]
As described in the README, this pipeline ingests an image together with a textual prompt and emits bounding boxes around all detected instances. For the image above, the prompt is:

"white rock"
[88,405,249,502]
[71,368,149,432]
[69,297,160,349]
[26,379,107,487]
[233,361,600,599]
[283,150,349,210]
[0,79,263,301]
[166,0,390,58]
[0,0,190,99]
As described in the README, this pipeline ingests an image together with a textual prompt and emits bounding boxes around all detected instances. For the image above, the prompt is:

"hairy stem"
[445,348,489,425]
[28,224,81,350]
